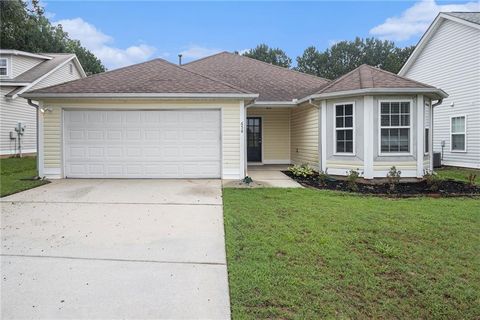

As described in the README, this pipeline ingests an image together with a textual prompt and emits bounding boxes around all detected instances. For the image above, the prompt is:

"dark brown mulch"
[282,171,480,197]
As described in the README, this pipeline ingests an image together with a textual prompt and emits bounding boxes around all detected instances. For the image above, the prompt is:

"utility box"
[433,152,442,168]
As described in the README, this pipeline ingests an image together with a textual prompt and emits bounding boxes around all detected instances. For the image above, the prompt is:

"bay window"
[335,103,354,154]
[380,101,411,154]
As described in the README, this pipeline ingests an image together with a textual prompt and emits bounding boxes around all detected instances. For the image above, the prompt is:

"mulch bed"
[283,171,480,197]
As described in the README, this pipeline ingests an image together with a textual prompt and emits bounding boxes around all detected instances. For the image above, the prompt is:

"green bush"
[424,170,440,192]
[386,166,402,192]
[289,164,314,178]
[317,169,329,186]
[346,169,361,191]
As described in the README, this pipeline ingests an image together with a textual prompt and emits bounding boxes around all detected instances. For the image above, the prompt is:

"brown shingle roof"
[27,58,253,95]
[183,52,330,101]
[316,64,435,95]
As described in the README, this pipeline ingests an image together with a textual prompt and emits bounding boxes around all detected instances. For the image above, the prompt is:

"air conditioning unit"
[433,152,442,168]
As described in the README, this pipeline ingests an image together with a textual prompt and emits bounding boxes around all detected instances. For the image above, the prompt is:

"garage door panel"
[64,110,221,178]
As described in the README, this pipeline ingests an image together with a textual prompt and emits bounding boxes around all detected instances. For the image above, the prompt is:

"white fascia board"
[20,92,260,100]
[0,50,52,60]
[247,101,297,107]
[14,56,78,98]
[299,87,448,102]
[0,82,30,86]
[72,57,87,78]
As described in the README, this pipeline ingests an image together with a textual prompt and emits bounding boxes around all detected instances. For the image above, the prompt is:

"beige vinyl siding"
[31,61,82,90]
[0,88,37,155]
[402,19,480,168]
[40,99,241,176]
[290,104,319,168]
[247,108,290,162]
[11,55,44,78]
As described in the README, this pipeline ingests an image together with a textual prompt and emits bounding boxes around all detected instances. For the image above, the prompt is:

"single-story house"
[399,12,480,169]
[21,52,447,180]
[0,49,86,156]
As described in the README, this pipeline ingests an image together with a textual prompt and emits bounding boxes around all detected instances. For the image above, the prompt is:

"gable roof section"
[22,58,257,99]
[444,12,480,25]
[399,12,480,75]
[183,52,330,102]
[299,64,447,101]
[7,54,78,83]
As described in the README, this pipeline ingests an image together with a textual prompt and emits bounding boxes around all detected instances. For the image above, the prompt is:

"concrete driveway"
[1,179,230,319]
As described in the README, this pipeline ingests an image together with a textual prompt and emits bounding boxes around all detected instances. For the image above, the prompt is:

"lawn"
[0,157,48,197]
[223,188,480,319]
[436,166,480,183]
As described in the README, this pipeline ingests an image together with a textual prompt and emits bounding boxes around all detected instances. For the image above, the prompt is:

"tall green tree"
[243,44,292,68]
[0,0,105,74]
[296,37,415,79]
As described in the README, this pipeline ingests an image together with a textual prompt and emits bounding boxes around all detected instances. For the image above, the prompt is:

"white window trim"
[0,56,11,78]
[450,114,467,153]
[333,101,356,156]
[378,99,413,157]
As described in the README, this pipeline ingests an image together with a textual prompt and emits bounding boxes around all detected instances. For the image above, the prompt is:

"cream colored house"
[22,52,446,180]
[0,50,86,156]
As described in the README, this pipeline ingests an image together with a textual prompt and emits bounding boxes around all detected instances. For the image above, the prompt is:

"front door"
[247,117,262,162]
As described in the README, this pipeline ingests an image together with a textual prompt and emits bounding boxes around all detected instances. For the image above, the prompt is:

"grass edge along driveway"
[0,157,48,197]
[223,188,480,319]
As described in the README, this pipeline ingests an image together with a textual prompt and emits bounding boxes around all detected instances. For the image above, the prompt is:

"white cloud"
[238,48,250,55]
[179,45,222,60]
[370,0,480,41]
[55,18,157,69]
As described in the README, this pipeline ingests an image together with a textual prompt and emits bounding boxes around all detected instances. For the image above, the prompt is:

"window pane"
[337,141,345,153]
[381,115,389,126]
[452,134,465,150]
[391,102,400,114]
[401,115,410,126]
[336,117,343,128]
[401,102,410,113]
[345,141,353,153]
[425,128,429,153]
[0,59,6,67]
[345,130,353,141]
[452,117,465,133]
[0,68,6,76]
[381,103,390,114]
[344,116,353,128]
[336,130,345,141]
[344,105,353,116]
[391,115,400,126]
[336,105,344,116]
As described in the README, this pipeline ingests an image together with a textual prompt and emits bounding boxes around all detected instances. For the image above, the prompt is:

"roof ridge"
[186,51,332,83]
[315,65,363,94]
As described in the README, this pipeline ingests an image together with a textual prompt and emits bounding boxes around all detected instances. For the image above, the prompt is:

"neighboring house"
[399,12,480,169]
[0,50,86,156]
[21,52,446,180]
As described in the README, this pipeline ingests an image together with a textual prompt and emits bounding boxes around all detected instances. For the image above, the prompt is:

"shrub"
[424,170,441,192]
[289,164,314,178]
[386,166,402,192]
[346,169,361,191]
[467,173,477,187]
[242,176,253,184]
[317,169,329,187]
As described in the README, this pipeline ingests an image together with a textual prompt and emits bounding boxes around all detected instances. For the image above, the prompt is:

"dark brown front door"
[247,117,262,162]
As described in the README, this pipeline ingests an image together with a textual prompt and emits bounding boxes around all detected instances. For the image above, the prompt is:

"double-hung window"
[451,116,466,152]
[380,101,410,153]
[0,58,8,76]
[335,103,354,154]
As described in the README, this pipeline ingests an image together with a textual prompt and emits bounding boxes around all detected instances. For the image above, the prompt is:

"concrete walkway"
[223,165,302,188]
[1,179,230,319]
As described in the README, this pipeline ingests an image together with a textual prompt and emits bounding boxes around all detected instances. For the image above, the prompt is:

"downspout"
[27,99,40,177]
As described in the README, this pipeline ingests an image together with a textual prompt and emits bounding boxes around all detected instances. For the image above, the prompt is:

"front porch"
[245,105,319,169]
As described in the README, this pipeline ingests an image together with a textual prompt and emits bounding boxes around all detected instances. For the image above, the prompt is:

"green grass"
[436,166,480,183]
[223,188,480,319]
[0,157,49,197]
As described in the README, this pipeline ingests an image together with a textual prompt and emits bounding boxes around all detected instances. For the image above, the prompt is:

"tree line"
[0,0,106,75]
[242,41,415,80]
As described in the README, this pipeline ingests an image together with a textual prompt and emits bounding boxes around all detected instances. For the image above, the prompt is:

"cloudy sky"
[45,0,479,70]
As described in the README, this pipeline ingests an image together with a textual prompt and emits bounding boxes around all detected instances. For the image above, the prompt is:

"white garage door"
[64,110,221,178]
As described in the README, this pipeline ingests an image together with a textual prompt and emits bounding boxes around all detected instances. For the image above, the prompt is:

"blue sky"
[44,0,480,69]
